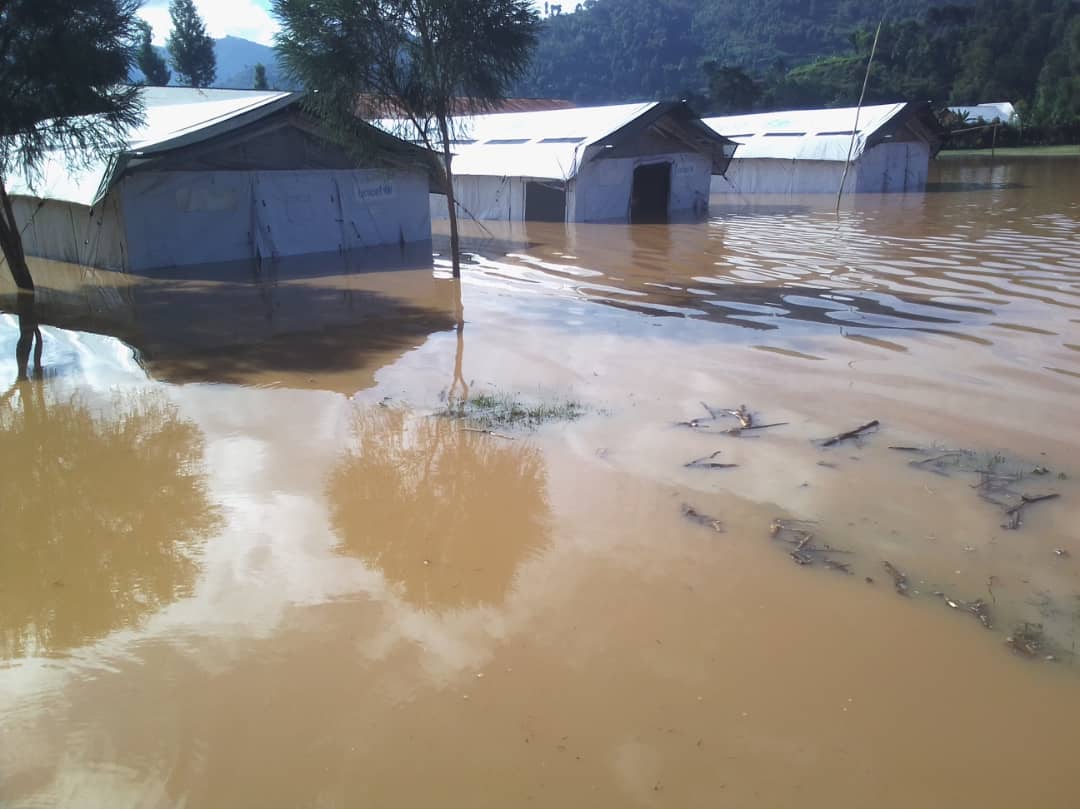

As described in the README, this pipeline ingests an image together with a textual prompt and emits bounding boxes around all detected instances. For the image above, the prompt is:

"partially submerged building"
[8,88,433,273]
[704,103,943,195]
[948,102,1019,125]
[411,102,737,223]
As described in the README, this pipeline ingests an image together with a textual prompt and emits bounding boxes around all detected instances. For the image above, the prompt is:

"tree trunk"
[0,179,34,293]
[15,292,42,380]
[437,114,461,279]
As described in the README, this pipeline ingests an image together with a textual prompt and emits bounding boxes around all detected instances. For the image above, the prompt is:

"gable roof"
[8,87,430,207]
[948,102,1018,124]
[703,103,942,162]
[378,101,737,182]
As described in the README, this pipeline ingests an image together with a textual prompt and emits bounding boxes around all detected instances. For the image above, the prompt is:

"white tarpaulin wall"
[12,197,127,270]
[407,101,734,222]
[704,103,939,195]
[120,169,429,269]
[7,88,434,273]
[433,152,712,223]
[572,152,711,221]
[16,167,429,272]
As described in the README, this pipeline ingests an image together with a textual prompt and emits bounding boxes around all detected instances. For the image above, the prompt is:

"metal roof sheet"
[379,102,659,181]
[703,104,908,162]
[8,87,294,207]
[379,101,739,181]
[948,102,1018,124]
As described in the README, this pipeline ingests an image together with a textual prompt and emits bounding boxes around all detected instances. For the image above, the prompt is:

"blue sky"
[139,0,551,46]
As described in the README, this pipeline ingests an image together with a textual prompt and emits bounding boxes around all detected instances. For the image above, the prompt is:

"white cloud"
[137,0,279,46]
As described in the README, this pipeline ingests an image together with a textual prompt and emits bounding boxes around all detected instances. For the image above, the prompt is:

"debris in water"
[932,591,993,628]
[684,450,738,470]
[682,504,724,533]
[769,519,851,573]
[1002,492,1061,530]
[682,403,787,436]
[1054,547,1070,558]
[819,420,880,447]
[1006,623,1047,658]
[882,561,909,596]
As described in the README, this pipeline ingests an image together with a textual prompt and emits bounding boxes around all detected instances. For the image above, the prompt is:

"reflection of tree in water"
[328,408,549,611]
[0,383,219,658]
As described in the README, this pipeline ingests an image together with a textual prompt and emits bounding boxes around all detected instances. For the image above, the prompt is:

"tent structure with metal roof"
[703,103,943,195]
[8,87,434,273]
[948,102,1018,125]
[380,101,737,223]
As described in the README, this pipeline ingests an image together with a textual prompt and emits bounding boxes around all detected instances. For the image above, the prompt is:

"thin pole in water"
[836,18,883,213]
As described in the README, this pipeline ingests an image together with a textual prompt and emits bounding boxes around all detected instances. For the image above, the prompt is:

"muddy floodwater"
[2,156,1079,808]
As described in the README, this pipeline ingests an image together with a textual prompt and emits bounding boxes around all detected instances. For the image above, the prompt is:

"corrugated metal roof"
[381,102,656,181]
[703,104,908,162]
[8,87,294,207]
[378,102,741,181]
[948,102,1018,124]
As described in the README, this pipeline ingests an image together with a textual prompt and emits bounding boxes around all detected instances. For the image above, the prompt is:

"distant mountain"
[132,36,300,91]
[211,36,297,90]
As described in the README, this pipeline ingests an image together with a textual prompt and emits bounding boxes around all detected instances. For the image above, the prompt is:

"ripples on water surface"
[1,157,1079,809]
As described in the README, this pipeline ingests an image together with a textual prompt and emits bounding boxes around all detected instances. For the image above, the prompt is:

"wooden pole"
[836,19,883,213]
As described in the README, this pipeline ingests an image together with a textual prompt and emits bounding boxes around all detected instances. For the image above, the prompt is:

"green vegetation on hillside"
[516,0,1080,138]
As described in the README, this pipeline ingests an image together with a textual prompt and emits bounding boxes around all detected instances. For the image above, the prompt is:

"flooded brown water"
[2,155,1079,808]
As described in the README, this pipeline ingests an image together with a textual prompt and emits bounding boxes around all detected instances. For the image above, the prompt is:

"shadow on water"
[327,407,550,612]
[0,248,464,391]
[0,377,219,659]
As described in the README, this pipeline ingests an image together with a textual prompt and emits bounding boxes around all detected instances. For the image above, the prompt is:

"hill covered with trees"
[516,0,1079,133]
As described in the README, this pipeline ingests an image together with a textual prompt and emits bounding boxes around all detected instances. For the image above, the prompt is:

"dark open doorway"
[630,162,671,223]
[524,181,567,222]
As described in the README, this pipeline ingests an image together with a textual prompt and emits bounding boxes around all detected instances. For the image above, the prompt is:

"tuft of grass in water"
[444,392,586,430]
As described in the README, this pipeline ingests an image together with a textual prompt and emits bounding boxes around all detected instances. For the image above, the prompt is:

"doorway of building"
[524,181,567,222]
[630,162,671,223]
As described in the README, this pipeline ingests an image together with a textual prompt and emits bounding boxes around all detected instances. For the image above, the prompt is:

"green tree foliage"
[167,0,216,88]
[702,63,762,113]
[253,62,269,90]
[517,0,950,102]
[0,0,143,293]
[775,0,1079,131]
[274,0,541,278]
[135,19,172,85]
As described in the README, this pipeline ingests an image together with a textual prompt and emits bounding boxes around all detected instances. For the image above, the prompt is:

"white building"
[704,103,943,195]
[8,88,433,273]
[948,102,1019,125]
[406,101,736,223]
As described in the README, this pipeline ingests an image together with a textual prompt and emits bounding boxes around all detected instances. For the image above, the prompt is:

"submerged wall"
[431,151,712,223]
[572,152,711,222]
[711,143,932,195]
[120,168,431,270]
[12,197,127,271]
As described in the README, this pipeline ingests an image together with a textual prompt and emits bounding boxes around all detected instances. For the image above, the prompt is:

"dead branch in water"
[1002,492,1060,530]
[770,519,851,573]
[820,420,880,447]
[882,561,909,596]
[461,427,515,440]
[684,450,738,469]
[682,504,724,533]
[720,421,789,437]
